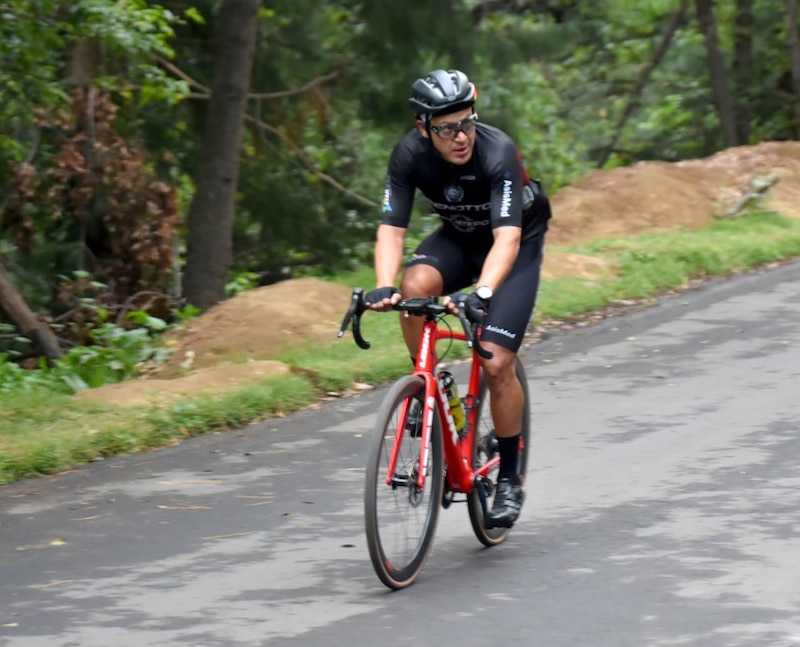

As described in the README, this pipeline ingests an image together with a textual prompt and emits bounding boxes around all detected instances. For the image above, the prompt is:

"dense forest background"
[2,0,800,363]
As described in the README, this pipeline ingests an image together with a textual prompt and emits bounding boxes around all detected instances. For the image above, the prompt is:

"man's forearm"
[475,226,521,290]
[374,224,406,287]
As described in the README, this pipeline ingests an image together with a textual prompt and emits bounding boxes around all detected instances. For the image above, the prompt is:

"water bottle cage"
[439,370,466,435]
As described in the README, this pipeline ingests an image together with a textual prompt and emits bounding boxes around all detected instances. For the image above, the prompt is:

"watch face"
[477,286,493,300]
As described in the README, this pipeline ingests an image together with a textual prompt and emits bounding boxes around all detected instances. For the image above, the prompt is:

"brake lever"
[454,296,493,360]
[337,288,371,350]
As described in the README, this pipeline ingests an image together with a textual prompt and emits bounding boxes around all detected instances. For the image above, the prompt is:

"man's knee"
[481,345,517,384]
[400,265,443,296]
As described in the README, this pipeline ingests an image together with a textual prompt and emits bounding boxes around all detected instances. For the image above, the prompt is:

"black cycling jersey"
[380,122,550,243]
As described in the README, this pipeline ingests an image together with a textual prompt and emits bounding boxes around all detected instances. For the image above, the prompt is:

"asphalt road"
[2,260,800,647]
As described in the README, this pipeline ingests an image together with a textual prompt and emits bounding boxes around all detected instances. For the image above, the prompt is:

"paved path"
[2,260,799,646]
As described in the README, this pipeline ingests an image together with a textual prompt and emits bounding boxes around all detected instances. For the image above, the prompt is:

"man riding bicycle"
[364,68,551,527]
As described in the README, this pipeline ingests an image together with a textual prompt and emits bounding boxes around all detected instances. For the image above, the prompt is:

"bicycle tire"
[364,374,444,589]
[467,357,530,546]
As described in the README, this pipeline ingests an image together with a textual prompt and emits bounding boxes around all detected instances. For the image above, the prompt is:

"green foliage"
[0,0,186,168]
[0,354,55,393]
[1,299,173,394]
[0,1,67,139]
[0,372,316,484]
[346,0,475,123]
[226,270,259,297]
[0,327,161,395]
[146,374,314,436]
[552,211,800,310]
[175,303,202,322]
[53,322,166,391]
[476,62,593,189]
[537,277,615,320]
[6,0,800,294]
[68,0,180,63]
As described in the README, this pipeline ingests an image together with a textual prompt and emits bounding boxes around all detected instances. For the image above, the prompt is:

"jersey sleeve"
[487,137,526,229]
[380,139,416,228]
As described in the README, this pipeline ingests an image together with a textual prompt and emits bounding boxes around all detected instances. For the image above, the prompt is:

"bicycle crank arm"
[474,476,493,518]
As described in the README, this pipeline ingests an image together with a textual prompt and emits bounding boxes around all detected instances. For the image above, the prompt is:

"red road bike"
[338,288,530,589]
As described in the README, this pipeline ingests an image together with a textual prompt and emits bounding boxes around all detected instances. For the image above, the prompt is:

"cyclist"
[364,68,551,528]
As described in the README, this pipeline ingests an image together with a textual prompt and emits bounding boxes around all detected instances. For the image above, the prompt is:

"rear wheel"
[467,358,530,546]
[364,375,443,589]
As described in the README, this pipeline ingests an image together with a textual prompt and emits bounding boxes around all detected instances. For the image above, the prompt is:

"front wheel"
[364,375,444,589]
[467,357,530,546]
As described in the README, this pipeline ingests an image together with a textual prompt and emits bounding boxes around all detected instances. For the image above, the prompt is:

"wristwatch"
[475,285,494,300]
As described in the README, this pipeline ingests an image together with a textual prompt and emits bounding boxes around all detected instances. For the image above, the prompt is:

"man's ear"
[416,119,430,139]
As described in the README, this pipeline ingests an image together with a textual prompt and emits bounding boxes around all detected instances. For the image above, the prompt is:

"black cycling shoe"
[485,477,524,528]
[405,400,422,438]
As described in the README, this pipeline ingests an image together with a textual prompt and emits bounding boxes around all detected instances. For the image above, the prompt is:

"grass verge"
[2,210,799,485]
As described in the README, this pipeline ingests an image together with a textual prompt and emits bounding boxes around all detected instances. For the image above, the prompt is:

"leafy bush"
[53,322,168,391]
[0,308,175,394]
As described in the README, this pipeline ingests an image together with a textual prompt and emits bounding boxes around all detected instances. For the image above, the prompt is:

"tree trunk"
[733,0,754,143]
[596,0,688,168]
[788,0,800,138]
[0,262,62,365]
[695,0,740,147]
[182,0,260,311]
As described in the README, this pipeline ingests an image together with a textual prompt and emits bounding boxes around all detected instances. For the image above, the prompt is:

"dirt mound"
[75,361,291,407]
[80,141,800,406]
[157,277,353,376]
[547,141,800,247]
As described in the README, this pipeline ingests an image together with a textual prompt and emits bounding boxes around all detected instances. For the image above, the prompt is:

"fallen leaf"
[30,580,74,589]
[201,531,254,541]
[157,505,211,510]
[158,479,223,485]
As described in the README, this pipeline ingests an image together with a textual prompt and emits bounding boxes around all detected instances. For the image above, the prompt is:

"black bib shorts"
[408,228,544,353]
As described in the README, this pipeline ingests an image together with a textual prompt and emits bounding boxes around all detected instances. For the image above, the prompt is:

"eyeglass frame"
[429,113,479,140]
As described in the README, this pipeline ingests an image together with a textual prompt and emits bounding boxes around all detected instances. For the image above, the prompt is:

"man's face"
[418,107,477,165]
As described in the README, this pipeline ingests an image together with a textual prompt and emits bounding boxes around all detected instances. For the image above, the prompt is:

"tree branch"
[720,174,779,218]
[595,0,689,168]
[157,57,376,208]
[241,113,378,208]
[157,57,340,100]
[248,70,340,99]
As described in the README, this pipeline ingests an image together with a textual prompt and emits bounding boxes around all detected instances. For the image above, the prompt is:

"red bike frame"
[386,317,498,494]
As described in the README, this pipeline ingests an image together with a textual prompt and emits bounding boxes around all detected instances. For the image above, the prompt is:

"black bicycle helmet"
[409,69,477,118]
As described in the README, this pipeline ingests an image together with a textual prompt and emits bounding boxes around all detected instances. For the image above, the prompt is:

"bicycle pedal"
[484,516,514,530]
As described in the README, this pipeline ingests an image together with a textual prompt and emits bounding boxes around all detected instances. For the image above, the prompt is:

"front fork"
[386,375,438,489]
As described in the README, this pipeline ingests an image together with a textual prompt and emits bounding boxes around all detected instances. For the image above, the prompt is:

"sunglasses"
[430,113,479,140]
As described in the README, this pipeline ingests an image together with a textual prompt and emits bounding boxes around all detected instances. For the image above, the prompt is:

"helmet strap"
[416,114,433,138]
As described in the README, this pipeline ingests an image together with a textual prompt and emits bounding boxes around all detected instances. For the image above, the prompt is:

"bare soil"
[77,141,800,407]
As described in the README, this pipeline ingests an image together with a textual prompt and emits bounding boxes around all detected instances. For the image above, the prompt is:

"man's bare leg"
[398,264,444,359]
[482,342,526,527]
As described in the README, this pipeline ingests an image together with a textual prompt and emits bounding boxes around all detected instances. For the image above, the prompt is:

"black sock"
[497,435,521,482]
